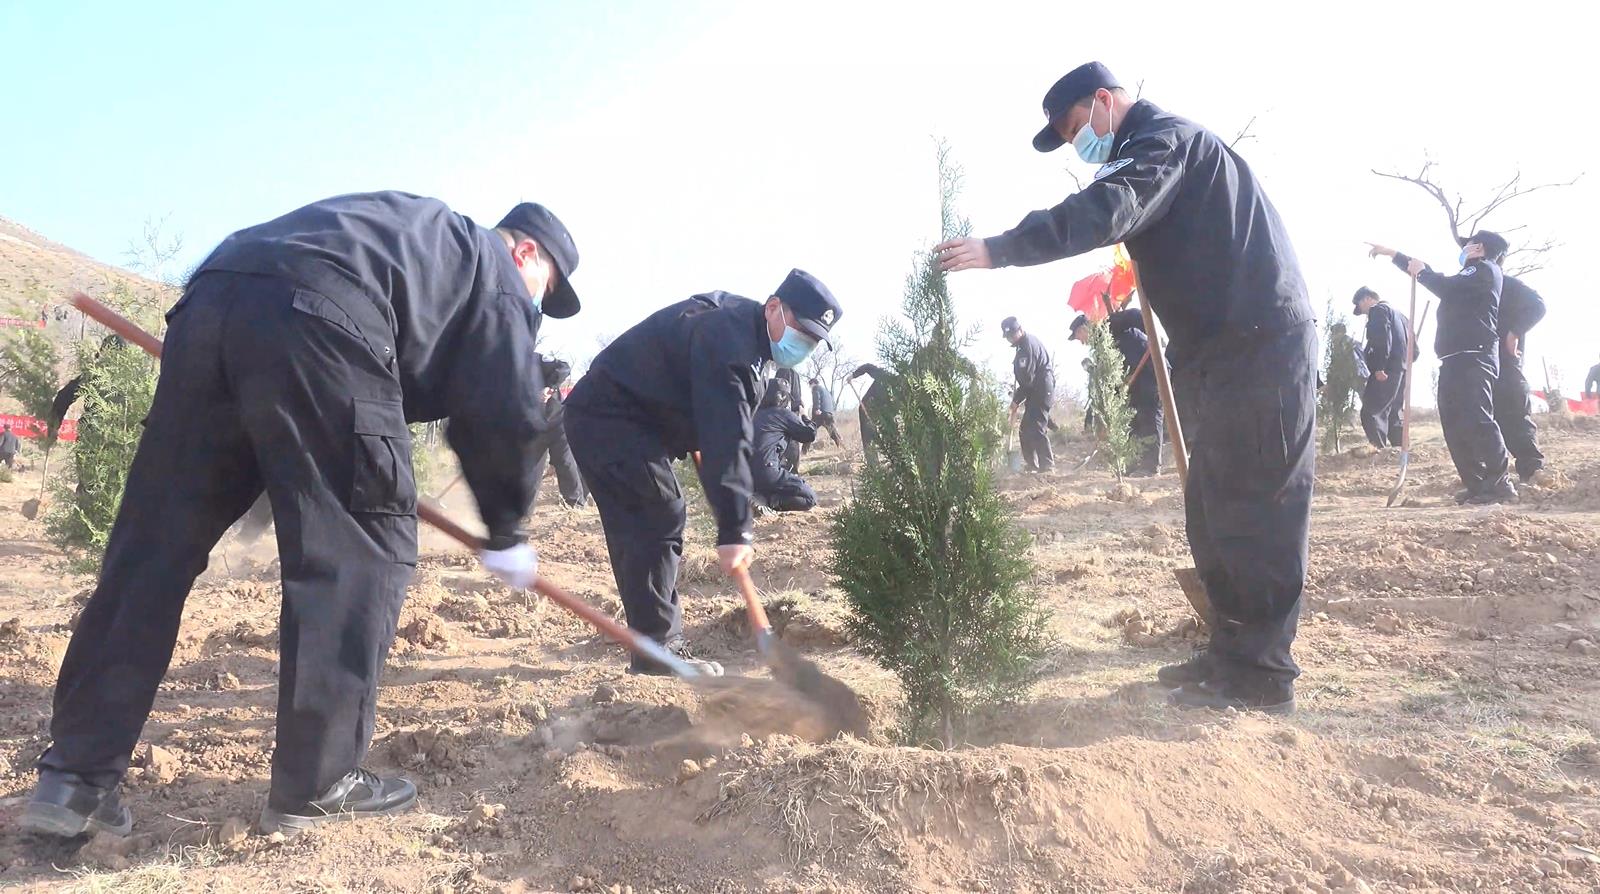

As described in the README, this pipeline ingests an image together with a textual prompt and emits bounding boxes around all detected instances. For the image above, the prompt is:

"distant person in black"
[1369,231,1515,504]
[751,377,818,512]
[564,269,842,675]
[1351,286,1411,449]
[1002,316,1055,472]
[937,61,1315,714]
[1586,357,1600,399]
[849,363,891,467]
[1493,270,1547,482]
[808,376,843,446]
[0,423,20,469]
[1071,311,1162,475]
[23,192,581,840]
[529,355,588,510]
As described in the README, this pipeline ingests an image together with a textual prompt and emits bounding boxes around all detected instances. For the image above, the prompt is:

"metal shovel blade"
[1386,450,1410,508]
[1174,566,1212,626]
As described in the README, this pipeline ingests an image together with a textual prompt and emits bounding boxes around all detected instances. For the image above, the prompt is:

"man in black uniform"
[529,355,588,510]
[1002,316,1055,472]
[751,378,819,511]
[808,376,843,446]
[1071,311,1162,475]
[938,62,1315,714]
[564,269,842,674]
[1585,356,1600,400]
[1493,269,1547,482]
[1369,232,1515,504]
[23,192,580,839]
[0,423,19,469]
[849,363,891,467]
[1352,286,1411,449]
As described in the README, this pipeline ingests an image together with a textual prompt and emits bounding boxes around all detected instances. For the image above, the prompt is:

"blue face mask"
[1458,248,1471,268]
[770,326,818,369]
[1073,94,1115,165]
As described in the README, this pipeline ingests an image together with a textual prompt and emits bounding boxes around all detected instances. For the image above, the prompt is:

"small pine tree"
[1318,308,1361,452]
[1084,320,1139,480]
[830,143,1047,745]
[1,325,63,438]
[46,339,159,570]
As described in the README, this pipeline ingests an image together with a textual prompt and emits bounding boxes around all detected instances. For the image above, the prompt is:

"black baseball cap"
[1352,287,1378,307]
[1069,313,1090,337]
[1001,316,1021,337]
[1033,62,1121,153]
[774,268,842,348]
[496,203,581,319]
[1458,230,1510,263]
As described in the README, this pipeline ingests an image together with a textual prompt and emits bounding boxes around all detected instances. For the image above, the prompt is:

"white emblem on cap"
[820,309,835,326]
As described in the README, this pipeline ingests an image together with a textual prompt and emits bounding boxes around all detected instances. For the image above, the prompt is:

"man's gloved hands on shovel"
[481,543,539,589]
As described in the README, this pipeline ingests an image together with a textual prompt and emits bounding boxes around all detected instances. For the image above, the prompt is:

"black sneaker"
[1467,483,1518,505]
[1453,488,1475,504]
[258,769,417,836]
[627,637,724,677]
[20,770,133,839]
[1168,679,1295,716]
[1156,647,1214,687]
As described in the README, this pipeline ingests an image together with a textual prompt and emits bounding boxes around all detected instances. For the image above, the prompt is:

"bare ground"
[1,417,1598,893]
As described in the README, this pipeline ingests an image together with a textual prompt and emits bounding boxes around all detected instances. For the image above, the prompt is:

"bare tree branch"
[1229,116,1258,148]
[1062,166,1085,193]
[1371,162,1581,265]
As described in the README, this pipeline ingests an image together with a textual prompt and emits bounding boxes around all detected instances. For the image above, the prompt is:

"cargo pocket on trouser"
[350,397,418,564]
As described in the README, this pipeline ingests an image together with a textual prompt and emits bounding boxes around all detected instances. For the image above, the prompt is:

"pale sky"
[2,0,1593,403]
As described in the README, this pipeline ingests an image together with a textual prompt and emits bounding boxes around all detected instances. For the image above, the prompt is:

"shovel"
[1005,405,1023,473]
[1387,274,1424,507]
[1132,267,1213,624]
[20,445,51,520]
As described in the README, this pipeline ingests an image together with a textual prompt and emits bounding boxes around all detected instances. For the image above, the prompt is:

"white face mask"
[517,245,550,310]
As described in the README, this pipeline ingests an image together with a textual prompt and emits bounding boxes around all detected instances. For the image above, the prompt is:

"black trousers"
[1439,352,1511,494]
[1018,396,1054,471]
[529,419,587,508]
[1177,321,1316,691]
[859,406,880,467]
[753,466,816,512]
[1130,401,1163,475]
[40,273,416,807]
[1492,350,1543,479]
[563,400,685,643]
[1359,371,1406,449]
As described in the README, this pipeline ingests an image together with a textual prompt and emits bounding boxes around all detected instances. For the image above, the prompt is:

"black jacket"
[1393,254,1500,357]
[1586,363,1600,396]
[1113,327,1159,408]
[1011,332,1055,406]
[1106,308,1145,337]
[567,292,771,546]
[0,430,19,457]
[1362,303,1411,376]
[1499,275,1546,360]
[537,356,572,427]
[194,191,547,548]
[985,100,1312,369]
[774,367,804,413]
[752,406,816,480]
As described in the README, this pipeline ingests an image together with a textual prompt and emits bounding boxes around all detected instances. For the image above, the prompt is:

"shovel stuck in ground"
[1388,274,1427,507]
[72,290,871,740]
[1132,268,1213,625]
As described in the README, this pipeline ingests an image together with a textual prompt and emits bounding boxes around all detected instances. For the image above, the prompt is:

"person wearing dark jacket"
[937,62,1315,714]
[808,377,843,446]
[0,424,19,469]
[528,356,587,509]
[1586,358,1600,399]
[564,269,842,675]
[1002,316,1055,472]
[772,366,806,470]
[1352,287,1411,449]
[751,378,819,511]
[23,192,581,840]
[849,363,892,466]
[1369,231,1514,504]
[1494,273,1547,481]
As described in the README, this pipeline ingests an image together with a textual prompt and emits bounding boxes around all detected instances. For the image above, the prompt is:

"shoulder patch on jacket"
[1093,158,1135,181]
[1460,266,1476,276]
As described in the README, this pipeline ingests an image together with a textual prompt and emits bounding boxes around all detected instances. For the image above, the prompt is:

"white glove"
[480,543,538,589]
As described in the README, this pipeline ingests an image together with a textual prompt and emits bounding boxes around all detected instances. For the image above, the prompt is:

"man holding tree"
[938,62,1315,714]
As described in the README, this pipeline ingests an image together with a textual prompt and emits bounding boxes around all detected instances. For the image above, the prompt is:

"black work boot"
[21,770,133,839]
[1169,679,1295,716]
[1467,482,1518,505]
[1156,647,1214,687]
[258,769,417,836]
[627,636,724,677]
[1453,488,1475,504]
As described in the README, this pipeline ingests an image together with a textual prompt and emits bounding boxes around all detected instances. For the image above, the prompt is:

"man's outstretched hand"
[935,237,993,272]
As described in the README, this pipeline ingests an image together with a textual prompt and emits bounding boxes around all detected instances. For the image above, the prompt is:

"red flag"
[1068,270,1114,321]
[1109,244,1135,305]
